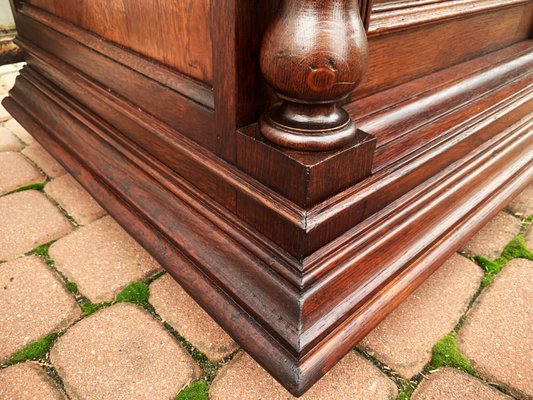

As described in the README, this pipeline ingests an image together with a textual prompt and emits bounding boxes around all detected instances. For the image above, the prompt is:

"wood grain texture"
[236,125,376,207]
[26,0,213,83]
[370,0,531,34]
[4,0,533,396]
[14,16,216,150]
[259,0,369,151]
[17,3,214,107]
[5,70,532,393]
[359,0,374,30]
[355,2,533,98]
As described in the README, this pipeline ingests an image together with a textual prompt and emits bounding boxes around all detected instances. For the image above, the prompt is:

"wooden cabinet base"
[4,0,533,396]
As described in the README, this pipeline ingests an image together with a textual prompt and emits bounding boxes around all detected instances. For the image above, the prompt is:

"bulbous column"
[260,0,369,151]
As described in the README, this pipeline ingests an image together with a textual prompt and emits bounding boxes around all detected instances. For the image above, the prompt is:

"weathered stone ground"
[0,64,532,400]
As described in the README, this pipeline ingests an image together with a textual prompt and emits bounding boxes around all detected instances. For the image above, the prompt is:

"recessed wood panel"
[355,3,533,98]
[26,0,213,84]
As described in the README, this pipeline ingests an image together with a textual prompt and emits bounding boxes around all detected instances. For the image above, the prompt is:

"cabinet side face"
[354,1,533,99]
[25,0,213,84]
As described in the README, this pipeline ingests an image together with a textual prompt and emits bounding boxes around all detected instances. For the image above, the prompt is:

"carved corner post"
[260,0,369,151]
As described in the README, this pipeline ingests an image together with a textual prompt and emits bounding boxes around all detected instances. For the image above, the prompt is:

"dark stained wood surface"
[259,0,368,151]
[26,0,213,83]
[4,0,533,396]
[356,2,533,98]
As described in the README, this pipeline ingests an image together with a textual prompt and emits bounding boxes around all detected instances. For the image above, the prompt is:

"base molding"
[4,54,533,394]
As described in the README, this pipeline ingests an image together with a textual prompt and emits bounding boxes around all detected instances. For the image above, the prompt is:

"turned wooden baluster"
[260,0,369,151]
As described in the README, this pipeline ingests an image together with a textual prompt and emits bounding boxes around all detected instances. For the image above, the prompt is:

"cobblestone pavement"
[0,64,532,400]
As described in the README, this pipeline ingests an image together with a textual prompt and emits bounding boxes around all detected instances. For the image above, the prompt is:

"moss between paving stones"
[475,234,533,287]
[79,299,111,316]
[65,281,78,293]
[77,281,150,316]
[8,332,59,365]
[429,334,477,376]
[32,242,53,258]
[397,391,412,400]
[115,281,150,305]
[6,182,46,195]
[175,380,209,400]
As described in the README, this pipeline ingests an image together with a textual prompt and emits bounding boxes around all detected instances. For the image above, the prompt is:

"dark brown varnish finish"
[4,0,533,396]
[259,0,368,151]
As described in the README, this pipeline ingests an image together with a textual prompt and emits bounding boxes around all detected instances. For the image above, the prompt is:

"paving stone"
[412,368,511,400]
[457,259,533,400]
[45,175,106,225]
[49,216,162,303]
[0,63,23,76]
[0,152,45,195]
[0,126,23,151]
[0,103,10,122]
[507,183,533,217]
[0,71,18,92]
[0,256,81,362]
[0,362,66,400]
[50,303,200,400]
[22,143,66,178]
[4,118,34,143]
[210,351,397,400]
[0,190,72,261]
[359,254,483,378]
[150,274,238,362]
[462,212,522,259]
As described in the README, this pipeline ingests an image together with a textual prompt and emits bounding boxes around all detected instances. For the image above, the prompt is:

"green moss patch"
[7,182,46,195]
[9,332,58,364]
[474,256,504,287]
[175,380,209,400]
[397,391,412,400]
[429,334,476,376]
[32,242,53,258]
[115,281,150,305]
[475,235,533,287]
[79,299,111,316]
[500,235,533,260]
[66,281,78,293]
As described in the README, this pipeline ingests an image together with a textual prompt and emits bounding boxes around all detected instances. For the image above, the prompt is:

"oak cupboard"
[4,0,533,395]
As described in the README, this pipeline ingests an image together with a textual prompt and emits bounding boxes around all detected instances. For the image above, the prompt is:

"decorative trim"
[15,27,533,260]
[369,0,533,35]
[4,73,532,393]
[18,3,215,108]
[359,0,374,30]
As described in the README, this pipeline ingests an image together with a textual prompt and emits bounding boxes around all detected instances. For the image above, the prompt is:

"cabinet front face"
[26,0,213,84]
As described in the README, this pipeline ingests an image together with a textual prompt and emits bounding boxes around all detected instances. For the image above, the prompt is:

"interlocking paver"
[0,362,66,400]
[50,303,200,400]
[45,175,106,225]
[0,190,72,261]
[49,216,161,303]
[4,118,34,144]
[0,103,10,122]
[507,183,533,216]
[22,143,66,178]
[0,72,18,92]
[457,259,533,399]
[0,256,81,362]
[462,212,522,259]
[0,126,23,151]
[0,152,45,195]
[210,351,397,400]
[411,368,511,400]
[360,254,483,378]
[150,274,238,362]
